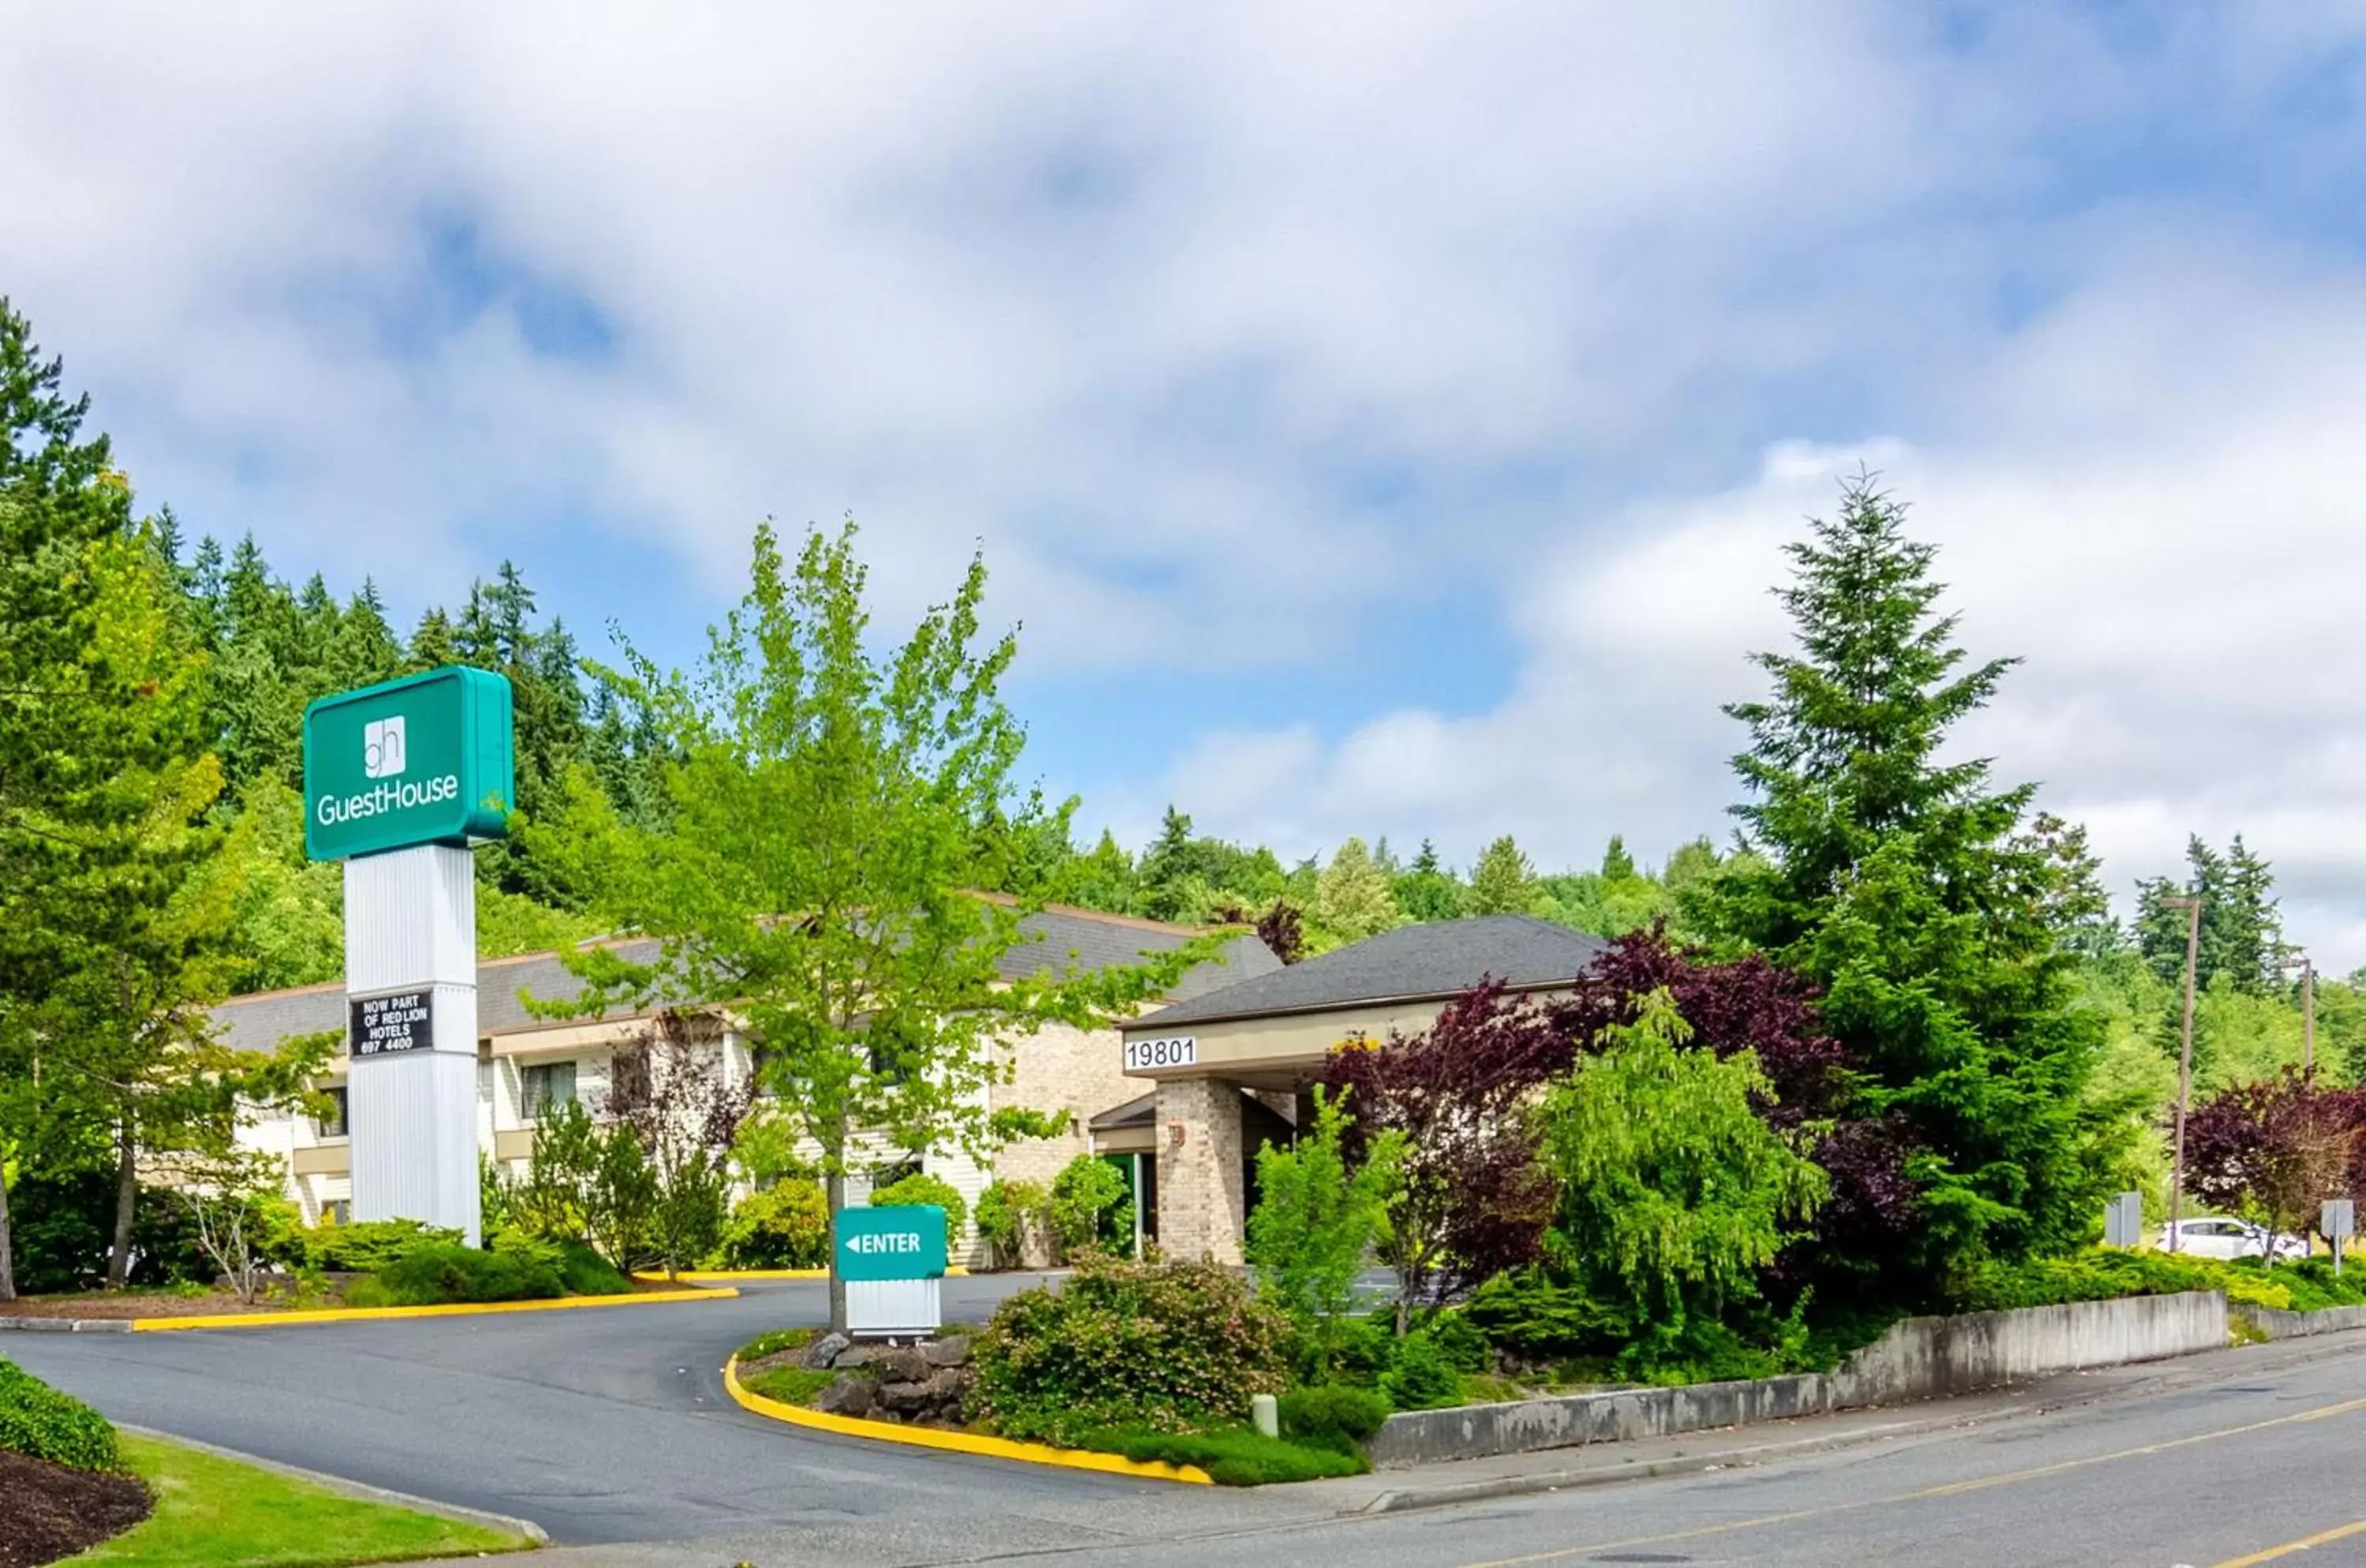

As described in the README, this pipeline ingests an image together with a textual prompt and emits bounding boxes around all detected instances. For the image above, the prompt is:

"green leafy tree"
[1712,476,2117,1298]
[1542,990,1826,1346]
[1310,836,1400,948]
[1246,1087,1401,1379]
[1466,834,1539,917]
[526,521,1207,1328]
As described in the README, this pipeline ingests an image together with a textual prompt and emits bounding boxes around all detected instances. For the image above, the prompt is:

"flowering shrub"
[713,1181,829,1269]
[968,1253,1291,1444]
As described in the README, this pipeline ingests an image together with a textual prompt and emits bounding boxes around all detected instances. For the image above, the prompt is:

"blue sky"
[8,4,2366,959]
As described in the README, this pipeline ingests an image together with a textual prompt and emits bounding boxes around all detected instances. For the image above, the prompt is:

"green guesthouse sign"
[835,1205,950,1282]
[302,666,516,862]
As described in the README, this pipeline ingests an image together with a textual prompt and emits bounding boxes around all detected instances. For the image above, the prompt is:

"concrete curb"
[722,1356,1213,1484]
[129,1286,739,1332]
[0,1315,134,1333]
[118,1424,549,1544]
[635,1267,970,1282]
[1351,1414,1961,1513]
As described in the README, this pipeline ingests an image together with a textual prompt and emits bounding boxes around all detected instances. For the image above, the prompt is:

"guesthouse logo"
[364,716,407,779]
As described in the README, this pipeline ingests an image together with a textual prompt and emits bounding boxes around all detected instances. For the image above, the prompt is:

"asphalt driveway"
[1,1276,1302,1549]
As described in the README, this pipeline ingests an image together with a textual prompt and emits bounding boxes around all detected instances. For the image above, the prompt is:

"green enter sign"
[303,666,514,862]
[836,1205,949,1282]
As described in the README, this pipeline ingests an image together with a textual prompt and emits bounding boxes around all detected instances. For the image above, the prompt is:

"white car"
[2158,1217,2309,1261]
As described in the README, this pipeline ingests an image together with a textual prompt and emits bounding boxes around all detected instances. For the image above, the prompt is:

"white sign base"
[846,1278,942,1338]
[345,844,482,1245]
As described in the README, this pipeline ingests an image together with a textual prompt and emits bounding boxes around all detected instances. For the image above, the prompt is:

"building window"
[522,1062,578,1121]
[315,1087,349,1139]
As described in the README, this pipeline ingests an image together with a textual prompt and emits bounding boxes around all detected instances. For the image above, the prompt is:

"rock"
[800,1331,852,1370]
[815,1373,875,1418]
[875,1379,933,1414]
[833,1346,876,1370]
[871,1347,931,1383]
[921,1335,971,1368]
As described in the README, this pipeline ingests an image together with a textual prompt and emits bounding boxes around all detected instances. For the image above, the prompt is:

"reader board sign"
[1124,1035,1196,1071]
[303,666,515,862]
[835,1204,949,1282]
[351,990,435,1057]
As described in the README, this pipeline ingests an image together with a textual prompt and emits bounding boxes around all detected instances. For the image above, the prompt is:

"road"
[1,1275,1318,1551]
[15,1282,2366,1566]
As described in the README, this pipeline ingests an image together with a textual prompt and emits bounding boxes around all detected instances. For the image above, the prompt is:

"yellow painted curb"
[722,1357,1211,1485]
[129,1286,739,1332]
[636,1267,969,1282]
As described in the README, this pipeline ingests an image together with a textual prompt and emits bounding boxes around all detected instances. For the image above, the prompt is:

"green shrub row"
[349,1241,566,1307]
[0,1357,121,1473]
[1946,1249,2358,1315]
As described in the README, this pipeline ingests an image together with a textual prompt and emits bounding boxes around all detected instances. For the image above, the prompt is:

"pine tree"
[1600,834,1637,882]
[1467,834,1537,917]
[1394,838,1465,924]
[1715,476,2113,1299]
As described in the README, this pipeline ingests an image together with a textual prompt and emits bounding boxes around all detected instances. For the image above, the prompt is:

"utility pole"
[2164,894,2202,1253]
[2279,948,2316,1080]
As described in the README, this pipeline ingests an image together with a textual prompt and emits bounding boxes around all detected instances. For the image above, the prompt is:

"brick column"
[1155,1076,1245,1264]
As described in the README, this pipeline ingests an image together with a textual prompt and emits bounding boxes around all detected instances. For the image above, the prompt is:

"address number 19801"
[1124,1036,1197,1070]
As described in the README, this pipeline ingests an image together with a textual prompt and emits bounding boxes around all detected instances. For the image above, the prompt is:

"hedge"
[0,1357,121,1473]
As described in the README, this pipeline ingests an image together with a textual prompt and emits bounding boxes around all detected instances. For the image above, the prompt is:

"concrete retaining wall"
[2232,1301,2366,1340]
[1365,1290,2228,1469]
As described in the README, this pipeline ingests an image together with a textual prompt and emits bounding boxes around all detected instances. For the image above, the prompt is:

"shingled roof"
[212,905,1279,1055]
[1125,914,1608,1031]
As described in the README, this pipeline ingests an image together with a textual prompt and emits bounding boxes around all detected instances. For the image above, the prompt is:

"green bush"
[1380,1331,1463,1411]
[713,1181,829,1270]
[6,1171,214,1294]
[0,1358,121,1472]
[1076,1426,1367,1484]
[1463,1267,1628,1362]
[871,1172,968,1246]
[970,1253,1291,1445]
[367,1241,564,1305]
[299,1219,459,1275]
[1424,1310,1488,1373]
[486,1229,632,1296]
[1278,1384,1391,1450]
[1047,1154,1134,1260]
[975,1179,1047,1269]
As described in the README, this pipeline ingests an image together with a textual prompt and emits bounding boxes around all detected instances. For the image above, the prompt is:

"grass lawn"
[68,1433,533,1566]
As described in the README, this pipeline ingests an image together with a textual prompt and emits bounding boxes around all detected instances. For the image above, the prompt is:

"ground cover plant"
[2,1355,121,1472]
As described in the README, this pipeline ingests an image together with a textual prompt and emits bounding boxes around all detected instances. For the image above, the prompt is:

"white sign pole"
[345,844,483,1245]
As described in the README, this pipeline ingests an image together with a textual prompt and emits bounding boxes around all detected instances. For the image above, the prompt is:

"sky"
[6,4,2366,961]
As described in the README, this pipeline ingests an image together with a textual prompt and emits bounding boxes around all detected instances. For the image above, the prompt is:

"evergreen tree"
[1467,834,1538,917]
[1393,838,1465,924]
[1600,834,1637,881]
[1714,476,2114,1299]
[2136,835,2282,995]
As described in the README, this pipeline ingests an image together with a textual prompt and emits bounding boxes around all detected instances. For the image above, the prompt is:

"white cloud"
[1145,248,2366,964]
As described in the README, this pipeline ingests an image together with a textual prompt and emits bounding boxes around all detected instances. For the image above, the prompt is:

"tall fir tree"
[1714,476,2116,1301]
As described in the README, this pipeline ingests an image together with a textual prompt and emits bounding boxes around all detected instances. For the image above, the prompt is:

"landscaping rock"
[815,1373,875,1417]
[800,1331,852,1369]
[833,1345,876,1369]
[922,1334,971,1368]
[870,1346,931,1383]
